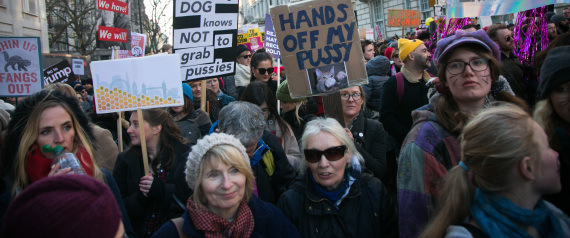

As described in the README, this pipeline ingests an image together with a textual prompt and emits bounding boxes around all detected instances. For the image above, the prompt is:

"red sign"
[387,9,421,27]
[97,0,128,15]
[98,26,129,43]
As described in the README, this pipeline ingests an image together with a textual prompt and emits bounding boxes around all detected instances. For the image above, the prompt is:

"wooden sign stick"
[137,108,150,174]
[200,80,207,112]
[277,58,281,110]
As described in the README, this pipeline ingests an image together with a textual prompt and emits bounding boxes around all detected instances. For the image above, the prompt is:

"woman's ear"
[518,156,536,181]
[153,125,162,135]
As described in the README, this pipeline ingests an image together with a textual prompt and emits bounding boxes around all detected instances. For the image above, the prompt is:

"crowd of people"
[0,10,569,238]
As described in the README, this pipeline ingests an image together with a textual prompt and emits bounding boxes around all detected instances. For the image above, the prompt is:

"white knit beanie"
[185,133,249,189]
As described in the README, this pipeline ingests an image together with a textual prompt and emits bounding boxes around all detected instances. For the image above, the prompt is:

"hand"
[344,128,354,141]
[139,174,154,197]
[48,163,72,177]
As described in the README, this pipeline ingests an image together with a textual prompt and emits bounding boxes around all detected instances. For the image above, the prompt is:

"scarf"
[400,65,431,83]
[471,189,563,238]
[235,64,251,87]
[250,138,275,176]
[187,197,254,238]
[309,164,360,209]
[26,146,94,183]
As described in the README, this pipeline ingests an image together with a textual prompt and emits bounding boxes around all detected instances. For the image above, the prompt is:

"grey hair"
[298,117,364,174]
[218,101,266,147]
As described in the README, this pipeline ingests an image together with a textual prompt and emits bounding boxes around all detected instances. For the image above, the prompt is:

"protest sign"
[118,32,146,58]
[375,25,383,40]
[264,14,280,59]
[173,0,238,82]
[270,0,367,98]
[96,0,131,50]
[387,9,421,28]
[44,60,76,85]
[446,0,570,18]
[72,59,85,75]
[90,54,184,113]
[358,28,374,40]
[0,37,42,96]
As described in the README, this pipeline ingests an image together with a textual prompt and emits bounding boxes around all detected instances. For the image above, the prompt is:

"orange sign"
[387,9,421,28]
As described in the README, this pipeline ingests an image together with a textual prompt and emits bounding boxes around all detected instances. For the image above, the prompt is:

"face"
[392,53,404,68]
[280,101,296,113]
[206,78,219,94]
[564,9,570,19]
[532,122,561,194]
[363,44,375,61]
[84,84,93,91]
[259,102,270,121]
[548,23,558,39]
[244,141,257,159]
[252,60,272,82]
[305,131,350,191]
[127,112,159,146]
[201,160,246,218]
[190,81,201,100]
[495,29,514,52]
[340,86,363,118]
[237,51,252,66]
[550,81,570,124]
[35,106,75,159]
[444,47,492,104]
[170,105,184,114]
[101,11,114,27]
[411,44,431,68]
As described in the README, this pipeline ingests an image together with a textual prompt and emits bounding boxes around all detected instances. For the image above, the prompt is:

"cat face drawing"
[3,52,31,72]
[315,67,347,93]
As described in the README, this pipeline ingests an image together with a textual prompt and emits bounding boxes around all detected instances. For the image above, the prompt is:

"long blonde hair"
[420,104,539,238]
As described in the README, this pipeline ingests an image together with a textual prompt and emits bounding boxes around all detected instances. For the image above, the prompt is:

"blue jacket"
[363,56,391,111]
[152,195,301,238]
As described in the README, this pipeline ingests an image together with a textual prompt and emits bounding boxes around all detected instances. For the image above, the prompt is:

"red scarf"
[26,146,94,183]
[187,197,254,238]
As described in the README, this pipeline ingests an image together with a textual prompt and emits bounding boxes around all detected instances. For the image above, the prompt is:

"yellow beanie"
[398,38,424,62]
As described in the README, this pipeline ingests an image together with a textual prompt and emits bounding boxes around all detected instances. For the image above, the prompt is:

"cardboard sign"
[0,37,43,96]
[358,28,374,40]
[270,0,367,98]
[387,9,421,27]
[96,0,128,15]
[119,32,146,58]
[375,25,383,39]
[96,0,131,50]
[173,0,238,82]
[264,14,280,59]
[90,54,184,114]
[44,60,76,85]
[72,59,85,75]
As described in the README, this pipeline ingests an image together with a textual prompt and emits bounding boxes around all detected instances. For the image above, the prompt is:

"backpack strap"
[171,217,191,238]
[395,72,404,102]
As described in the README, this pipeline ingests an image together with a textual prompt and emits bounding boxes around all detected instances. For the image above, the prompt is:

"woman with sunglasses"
[397,30,528,238]
[250,48,278,93]
[277,117,397,238]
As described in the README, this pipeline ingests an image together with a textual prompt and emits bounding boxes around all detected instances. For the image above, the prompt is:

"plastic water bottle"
[42,145,86,175]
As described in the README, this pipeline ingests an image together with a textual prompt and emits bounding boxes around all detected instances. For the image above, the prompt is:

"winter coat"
[277,171,398,238]
[113,139,191,237]
[152,195,301,238]
[363,56,391,111]
[349,113,387,179]
[92,125,119,173]
[280,97,319,141]
[173,112,201,146]
[266,116,302,170]
[397,105,460,238]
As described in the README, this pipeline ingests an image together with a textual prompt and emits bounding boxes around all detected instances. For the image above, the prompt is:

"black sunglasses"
[257,67,274,75]
[304,145,347,163]
[241,55,251,59]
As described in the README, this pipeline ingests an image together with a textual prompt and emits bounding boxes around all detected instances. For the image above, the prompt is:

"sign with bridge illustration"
[90,54,183,114]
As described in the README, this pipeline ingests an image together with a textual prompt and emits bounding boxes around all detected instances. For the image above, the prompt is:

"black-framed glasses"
[340,93,361,101]
[304,145,347,163]
[446,58,490,75]
[257,67,274,75]
[241,55,251,59]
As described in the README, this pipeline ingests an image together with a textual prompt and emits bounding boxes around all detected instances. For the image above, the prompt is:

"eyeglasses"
[340,93,361,101]
[505,35,512,42]
[257,67,274,75]
[446,58,490,75]
[304,145,347,163]
[241,55,251,59]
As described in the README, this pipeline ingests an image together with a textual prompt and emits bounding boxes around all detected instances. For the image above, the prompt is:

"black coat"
[350,113,387,180]
[277,172,398,238]
[363,56,391,111]
[113,139,191,237]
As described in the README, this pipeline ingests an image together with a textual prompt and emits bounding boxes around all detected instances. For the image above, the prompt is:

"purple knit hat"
[0,175,122,238]
[433,29,501,68]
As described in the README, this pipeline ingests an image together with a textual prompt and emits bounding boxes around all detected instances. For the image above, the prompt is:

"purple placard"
[263,13,281,59]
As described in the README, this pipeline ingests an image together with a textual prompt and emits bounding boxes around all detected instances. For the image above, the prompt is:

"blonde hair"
[420,104,539,238]
[11,97,103,197]
[534,99,566,151]
[193,144,255,209]
[44,83,76,97]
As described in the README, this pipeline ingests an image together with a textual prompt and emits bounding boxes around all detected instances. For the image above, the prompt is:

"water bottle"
[42,145,86,175]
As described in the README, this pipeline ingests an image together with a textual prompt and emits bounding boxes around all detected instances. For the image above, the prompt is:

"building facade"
[0,0,50,53]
